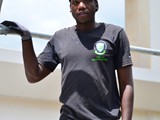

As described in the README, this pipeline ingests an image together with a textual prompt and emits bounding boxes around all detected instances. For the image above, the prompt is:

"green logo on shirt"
[92,40,108,62]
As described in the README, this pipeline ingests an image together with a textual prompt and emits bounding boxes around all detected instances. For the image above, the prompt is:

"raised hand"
[1,20,31,40]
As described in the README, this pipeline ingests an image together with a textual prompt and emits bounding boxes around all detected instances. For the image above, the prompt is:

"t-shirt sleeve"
[114,29,133,69]
[37,37,60,72]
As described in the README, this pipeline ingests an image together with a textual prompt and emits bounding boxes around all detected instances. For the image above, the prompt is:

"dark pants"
[59,105,77,120]
[59,113,76,120]
[59,105,119,120]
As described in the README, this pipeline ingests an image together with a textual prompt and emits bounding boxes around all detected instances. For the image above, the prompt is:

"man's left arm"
[117,65,134,120]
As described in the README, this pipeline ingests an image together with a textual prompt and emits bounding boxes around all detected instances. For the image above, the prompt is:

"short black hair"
[69,0,99,11]
[69,0,98,3]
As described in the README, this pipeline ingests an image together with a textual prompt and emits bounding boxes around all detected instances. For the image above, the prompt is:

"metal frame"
[1,0,160,56]
[0,0,3,13]
[32,32,160,56]
[0,24,160,56]
[130,46,160,56]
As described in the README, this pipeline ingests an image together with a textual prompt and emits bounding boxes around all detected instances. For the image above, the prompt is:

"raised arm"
[117,65,134,120]
[1,21,51,83]
[22,40,51,83]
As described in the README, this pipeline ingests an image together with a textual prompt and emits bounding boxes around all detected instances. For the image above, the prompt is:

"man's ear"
[95,1,99,11]
[95,6,98,11]
[69,4,72,12]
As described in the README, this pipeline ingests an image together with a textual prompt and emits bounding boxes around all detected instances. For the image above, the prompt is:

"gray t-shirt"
[38,23,132,120]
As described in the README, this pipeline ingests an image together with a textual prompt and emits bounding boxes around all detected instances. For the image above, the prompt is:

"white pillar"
[125,0,151,68]
[150,0,160,70]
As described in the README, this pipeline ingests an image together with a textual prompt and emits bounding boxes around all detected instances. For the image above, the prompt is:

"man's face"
[70,0,98,24]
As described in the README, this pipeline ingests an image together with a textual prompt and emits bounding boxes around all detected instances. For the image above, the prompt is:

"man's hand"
[1,20,31,40]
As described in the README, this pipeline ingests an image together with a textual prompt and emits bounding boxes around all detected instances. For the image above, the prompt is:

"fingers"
[1,20,25,36]
[9,26,23,36]
[1,20,32,40]
[1,20,18,27]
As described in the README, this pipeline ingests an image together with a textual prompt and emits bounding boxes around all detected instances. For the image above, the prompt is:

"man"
[1,0,134,119]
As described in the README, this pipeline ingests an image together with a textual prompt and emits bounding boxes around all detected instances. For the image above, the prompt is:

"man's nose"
[78,2,86,10]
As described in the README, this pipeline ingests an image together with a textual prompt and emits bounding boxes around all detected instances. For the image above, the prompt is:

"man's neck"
[76,21,99,32]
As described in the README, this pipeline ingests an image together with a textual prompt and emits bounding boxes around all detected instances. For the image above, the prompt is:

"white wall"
[0,96,61,120]
[133,109,160,120]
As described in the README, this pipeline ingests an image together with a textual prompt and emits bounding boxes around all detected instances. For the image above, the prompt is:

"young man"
[1,0,134,119]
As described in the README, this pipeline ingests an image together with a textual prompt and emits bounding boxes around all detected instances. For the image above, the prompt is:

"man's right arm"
[22,40,51,83]
[1,20,51,83]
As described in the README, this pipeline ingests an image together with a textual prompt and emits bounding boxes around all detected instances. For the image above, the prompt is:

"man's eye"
[71,0,80,5]
[84,0,92,4]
